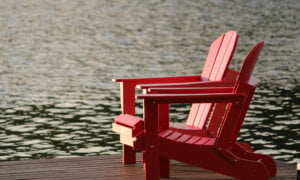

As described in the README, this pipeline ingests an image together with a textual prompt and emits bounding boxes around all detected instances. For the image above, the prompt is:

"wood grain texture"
[0,154,296,180]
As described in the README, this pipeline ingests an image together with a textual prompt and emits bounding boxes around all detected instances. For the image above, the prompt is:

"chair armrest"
[112,75,203,84]
[136,93,246,104]
[148,87,234,94]
[138,80,235,90]
[133,69,238,89]
[113,75,203,115]
[113,75,202,115]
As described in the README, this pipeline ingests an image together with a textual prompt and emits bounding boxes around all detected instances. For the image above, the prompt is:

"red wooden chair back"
[235,41,264,88]
[216,41,264,146]
[187,31,238,128]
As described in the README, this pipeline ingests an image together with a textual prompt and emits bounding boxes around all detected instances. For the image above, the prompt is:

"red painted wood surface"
[138,42,276,179]
[187,31,238,128]
[138,69,239,90]
[112,31,276,179]
[115,114,143,130]
[135,41,276,179]
[119,82,136,164]
[112,31,239,165]
[148,87,234,94]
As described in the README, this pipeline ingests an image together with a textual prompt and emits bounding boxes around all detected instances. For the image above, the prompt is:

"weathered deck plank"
[0,154,296,179]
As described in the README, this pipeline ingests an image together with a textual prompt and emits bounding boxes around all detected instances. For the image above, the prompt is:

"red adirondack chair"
[112,31,238,164]
[135,41,277,179]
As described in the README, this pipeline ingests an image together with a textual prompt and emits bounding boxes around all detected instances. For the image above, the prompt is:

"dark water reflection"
[0,0,299,163]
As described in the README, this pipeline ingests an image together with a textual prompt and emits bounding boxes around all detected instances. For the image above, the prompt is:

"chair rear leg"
[233,143,277,176]
[234,157,270,180]
[162,141,270,180]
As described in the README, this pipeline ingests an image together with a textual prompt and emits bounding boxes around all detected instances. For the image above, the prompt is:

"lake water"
[0,0,299,163]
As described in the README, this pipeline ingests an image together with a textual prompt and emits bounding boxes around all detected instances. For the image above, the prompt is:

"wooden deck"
[0,154,296,179]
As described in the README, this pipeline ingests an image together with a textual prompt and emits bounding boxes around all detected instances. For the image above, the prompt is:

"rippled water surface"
[0,0,299,163]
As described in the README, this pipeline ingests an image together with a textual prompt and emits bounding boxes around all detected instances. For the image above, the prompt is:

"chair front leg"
[120,82,137,164]
[158,104,170,178]
[144,99,160,180]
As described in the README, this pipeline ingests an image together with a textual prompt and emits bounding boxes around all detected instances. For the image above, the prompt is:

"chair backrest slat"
[201,33,225,79]
[186,31,238,127]
[216,41,264,146]
[235,41,264,90]
[210,31,239,80]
